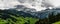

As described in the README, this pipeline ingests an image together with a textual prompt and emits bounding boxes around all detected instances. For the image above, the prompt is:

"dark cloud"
[15,5,36,12]
[18,0,26,3]
[18,0,35,3]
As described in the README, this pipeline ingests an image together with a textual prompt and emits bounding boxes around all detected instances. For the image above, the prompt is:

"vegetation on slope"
[0,10,60,24]
[0,10,39,24]
[0,13,39,24]
[52,21,60,24]
[35,12,60,24]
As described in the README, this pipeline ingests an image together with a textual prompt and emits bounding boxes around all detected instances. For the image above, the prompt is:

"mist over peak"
[0,0,60,11]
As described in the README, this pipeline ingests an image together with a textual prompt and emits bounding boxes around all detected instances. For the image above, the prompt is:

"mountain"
[0,9,38,18]
[1,5,60,19]
[21,8,60,19]
[0,7,60,19]
[14,5,60,19]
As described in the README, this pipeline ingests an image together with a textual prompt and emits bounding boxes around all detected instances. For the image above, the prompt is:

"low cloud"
[0,0,60,11]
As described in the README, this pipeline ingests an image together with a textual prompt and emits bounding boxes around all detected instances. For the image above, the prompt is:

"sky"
[0,0,60,11]
[0,0,20,10]
[49,0,60,7]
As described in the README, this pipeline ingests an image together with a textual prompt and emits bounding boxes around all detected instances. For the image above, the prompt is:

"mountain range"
[0,5,60,19]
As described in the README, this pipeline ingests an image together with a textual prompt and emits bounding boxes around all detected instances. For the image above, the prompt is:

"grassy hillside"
[0,10,60,24]
[52,21,60,24]
[0,13,39,24]
[0,10,39,24]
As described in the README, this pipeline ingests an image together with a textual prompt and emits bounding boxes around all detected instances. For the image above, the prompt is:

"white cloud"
[0,0,46,11]
[18,0,47,11]
[0,0,60,11]
[0,0,20,10]
[49,0,60,7]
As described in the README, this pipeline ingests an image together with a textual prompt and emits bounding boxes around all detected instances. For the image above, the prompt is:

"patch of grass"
[52,21,60,24]
[0,15,39,24]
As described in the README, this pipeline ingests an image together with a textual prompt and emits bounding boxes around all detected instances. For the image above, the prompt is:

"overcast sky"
[0,0,60,11]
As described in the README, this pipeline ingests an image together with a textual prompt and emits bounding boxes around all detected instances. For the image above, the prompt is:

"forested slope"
[0,10,39,24]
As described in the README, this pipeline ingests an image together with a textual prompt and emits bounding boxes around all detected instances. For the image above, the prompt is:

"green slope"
[52,21,60,24]
[0,14,39,24]
[0,10,39,24]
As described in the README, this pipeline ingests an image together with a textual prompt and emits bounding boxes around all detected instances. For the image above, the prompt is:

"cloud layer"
[0,0,60,11]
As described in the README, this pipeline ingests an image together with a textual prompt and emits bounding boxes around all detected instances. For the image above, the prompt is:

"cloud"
[15,5,36,12]
[1,0,60,11]
[17,0,47,11]
[0,0,49,11]
[0,0,20,10]
[42,0,53,7]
